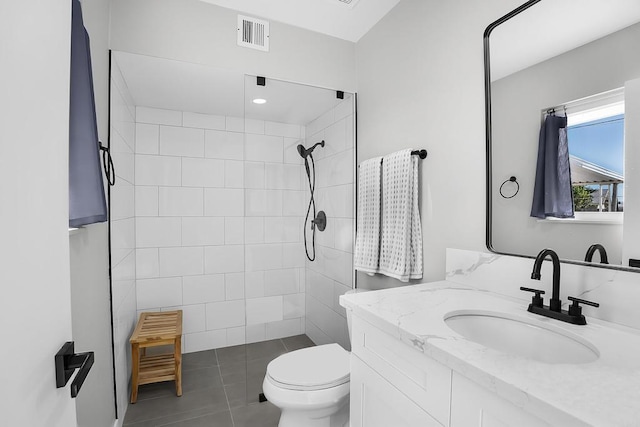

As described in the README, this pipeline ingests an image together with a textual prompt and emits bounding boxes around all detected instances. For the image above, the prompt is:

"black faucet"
[584,244,609,264]
[520,248,600,325]
[530,249,562,311]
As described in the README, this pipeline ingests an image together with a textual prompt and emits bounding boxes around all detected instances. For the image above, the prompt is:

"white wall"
[304,97,356,349]
[133,107,307,351]
[1,1,77,425]
[69,0,116,425]
[491,23,640,264]
[355,0,520,289]
[110,0,356,93]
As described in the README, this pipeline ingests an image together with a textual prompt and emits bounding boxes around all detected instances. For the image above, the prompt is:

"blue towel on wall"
[69,0,107,227]
[531,114,574,219]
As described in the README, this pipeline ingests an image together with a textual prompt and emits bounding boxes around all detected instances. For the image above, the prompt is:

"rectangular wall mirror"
[485,0,640,270]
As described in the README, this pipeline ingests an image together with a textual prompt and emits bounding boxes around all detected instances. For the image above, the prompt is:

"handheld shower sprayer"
[298,140,326,261]
[296,140,325,159]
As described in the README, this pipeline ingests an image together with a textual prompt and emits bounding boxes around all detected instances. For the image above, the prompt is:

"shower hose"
[303,154,317,261]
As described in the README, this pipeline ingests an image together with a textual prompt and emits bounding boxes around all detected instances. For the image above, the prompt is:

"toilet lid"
[267,343,350,391]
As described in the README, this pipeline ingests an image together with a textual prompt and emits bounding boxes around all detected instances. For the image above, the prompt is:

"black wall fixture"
[336,90,344,99]
[55,341,94,398]
[257,76,266,86]
[499,176,520,199]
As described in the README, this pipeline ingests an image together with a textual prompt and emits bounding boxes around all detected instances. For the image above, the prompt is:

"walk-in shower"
[298,141,326,261]
[108,59,356,419]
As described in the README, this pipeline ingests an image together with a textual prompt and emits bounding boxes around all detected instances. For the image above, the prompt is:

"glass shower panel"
[242,75,356,405]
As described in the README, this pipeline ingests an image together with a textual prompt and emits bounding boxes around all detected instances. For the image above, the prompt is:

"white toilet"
[262,289,366,427]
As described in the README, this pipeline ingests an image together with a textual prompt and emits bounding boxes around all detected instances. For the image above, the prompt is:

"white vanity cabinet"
[450,373,551,427]
[350,315,554,427]
[350,316,450,427]
[350,356,442,427]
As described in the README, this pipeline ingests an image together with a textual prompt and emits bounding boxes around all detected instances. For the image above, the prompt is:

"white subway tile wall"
[304,97,356,351]
[182,274,225,305]
[183,112,225,130]
[136,277,183,309]
[137,106,182,126]
[204,188,244,217]
[226,326,246,346]
[133,107,311,353]
[224,160,244,189]
[246,296,284,325]
[205,300,246,330]
[158,187,204,217]
[159,126,205,158]
[109,59,139,417]
[245,134,284,163]
[205,130,244,160]
[179,304,206,334]
[244,217,265,244]
[181,158,225,188]
[135,155,181,186]
[135,123,159,154]
[224,217,244,244]
[117,92,356,365]
[182,217,225,246]
[111,149,135,184]
[245,271,265,299]
[204,245,244,274]
[135,186,159,216]
[135,248,160,279]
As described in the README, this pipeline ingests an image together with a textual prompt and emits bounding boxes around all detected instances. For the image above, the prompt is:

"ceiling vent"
[237,15,269,52]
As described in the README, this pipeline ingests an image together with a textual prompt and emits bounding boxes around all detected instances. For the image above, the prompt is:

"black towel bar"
[358,150,428,167]
[411,149,428,159]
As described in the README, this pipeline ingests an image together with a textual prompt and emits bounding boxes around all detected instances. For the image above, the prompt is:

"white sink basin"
[444,310,599,364]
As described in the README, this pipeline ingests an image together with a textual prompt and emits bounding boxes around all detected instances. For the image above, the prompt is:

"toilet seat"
[266,343,350,391]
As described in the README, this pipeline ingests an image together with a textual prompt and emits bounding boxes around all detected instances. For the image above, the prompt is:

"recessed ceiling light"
[252,98,267,104]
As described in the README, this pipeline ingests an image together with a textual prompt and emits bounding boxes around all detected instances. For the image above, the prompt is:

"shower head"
[296,140,325,159]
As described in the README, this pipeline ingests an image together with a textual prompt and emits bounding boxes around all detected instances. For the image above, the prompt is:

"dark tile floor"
[123,334,315,427]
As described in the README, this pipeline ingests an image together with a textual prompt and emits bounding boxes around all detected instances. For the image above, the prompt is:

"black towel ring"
[500,176,519,199]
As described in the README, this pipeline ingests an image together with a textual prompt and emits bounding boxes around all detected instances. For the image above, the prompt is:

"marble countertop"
[340,282,640,427]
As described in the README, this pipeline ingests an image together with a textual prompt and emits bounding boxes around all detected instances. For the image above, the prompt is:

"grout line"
[124,402,221,427]
[280,337,290,352]
[216,348,235,427]
[153,409,226,427]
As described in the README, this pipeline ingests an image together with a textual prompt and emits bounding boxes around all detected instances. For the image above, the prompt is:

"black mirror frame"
[483,0,640,273]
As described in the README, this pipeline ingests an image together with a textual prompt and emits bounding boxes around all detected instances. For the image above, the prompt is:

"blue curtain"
[69,0,107,228]
[530,115,574,219]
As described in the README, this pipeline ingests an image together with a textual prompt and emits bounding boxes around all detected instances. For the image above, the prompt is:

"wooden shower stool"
[130,310,183,403]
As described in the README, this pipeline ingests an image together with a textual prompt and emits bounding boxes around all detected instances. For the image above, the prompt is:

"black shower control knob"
[520,286,545,308]
[567,296,599,307]
[313,211,327,232]
[567,296,599,317]
[520,286,545,294]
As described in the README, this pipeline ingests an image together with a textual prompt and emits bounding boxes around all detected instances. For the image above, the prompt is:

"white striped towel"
[354,156,383,274]
[378,149,423,282]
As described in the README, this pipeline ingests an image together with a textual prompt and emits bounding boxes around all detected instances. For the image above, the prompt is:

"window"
[565,89,625,214]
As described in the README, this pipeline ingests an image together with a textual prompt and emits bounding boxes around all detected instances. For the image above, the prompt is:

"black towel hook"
[99,141,115,186]
[500,176,519,199]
